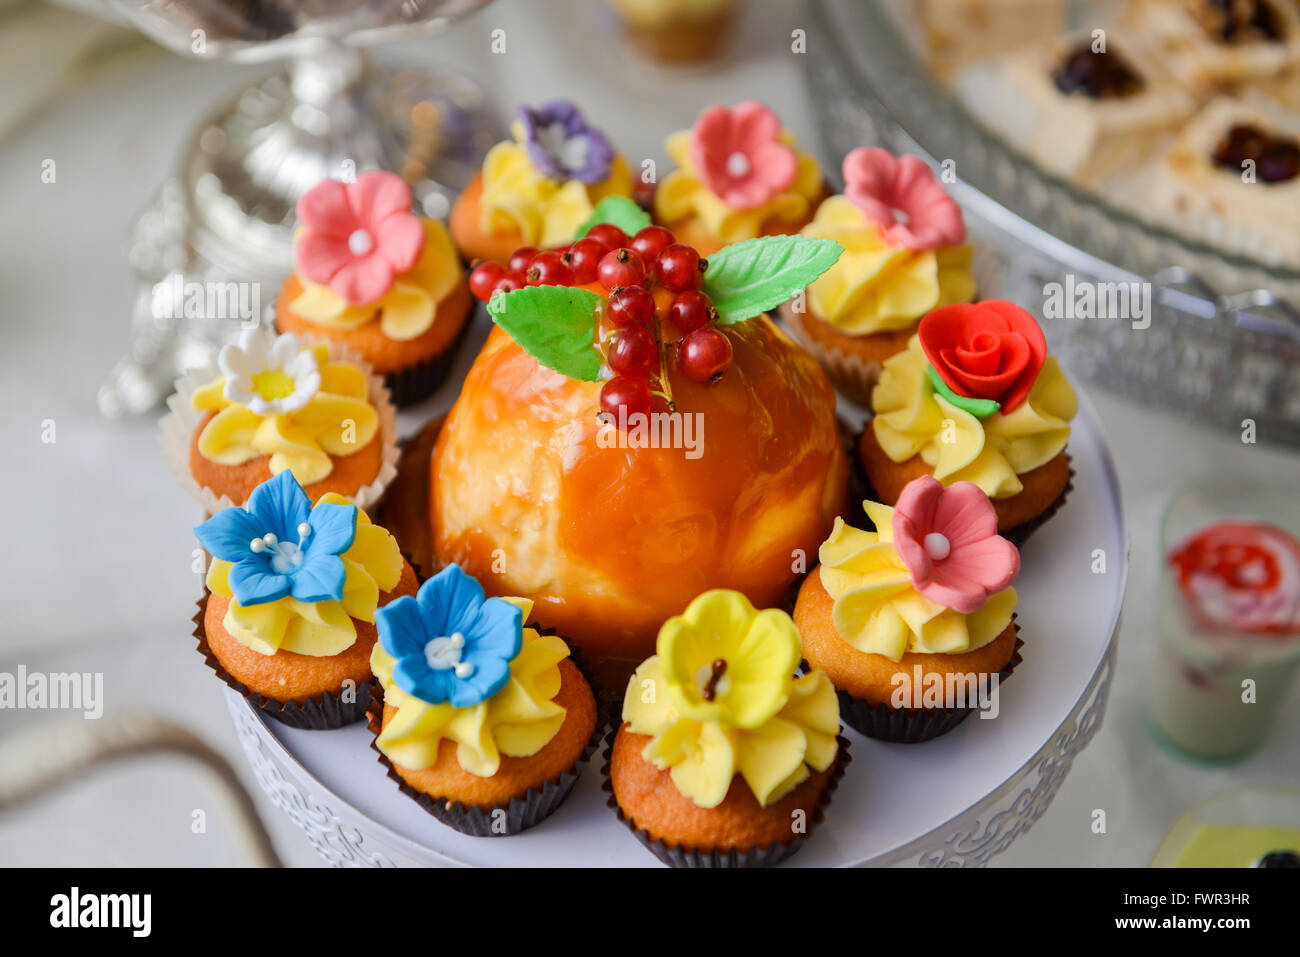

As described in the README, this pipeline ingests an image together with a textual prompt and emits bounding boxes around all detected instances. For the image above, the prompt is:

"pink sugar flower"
[688,101,799,209]
[295,170,425,307]
[842,147,965,251]
[891,476,1019,614]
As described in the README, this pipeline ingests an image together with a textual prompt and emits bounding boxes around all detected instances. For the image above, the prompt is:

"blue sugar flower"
[194,470,358,607]
[519,101,615,185]
[376,564,523,708]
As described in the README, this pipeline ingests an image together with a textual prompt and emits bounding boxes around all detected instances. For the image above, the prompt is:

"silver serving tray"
[807,0,1300,447]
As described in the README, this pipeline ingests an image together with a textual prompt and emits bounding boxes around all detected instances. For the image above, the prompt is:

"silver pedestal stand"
[96,11,502,417]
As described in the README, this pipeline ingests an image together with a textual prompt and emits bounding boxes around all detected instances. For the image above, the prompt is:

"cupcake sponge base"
[365,651,605,838]
[192,595,375,730]
[602,725,851,867]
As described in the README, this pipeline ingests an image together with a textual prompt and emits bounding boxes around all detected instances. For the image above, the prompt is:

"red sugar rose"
[918,300,1046,413]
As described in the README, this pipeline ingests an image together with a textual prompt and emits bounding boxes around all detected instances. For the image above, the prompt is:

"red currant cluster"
[468,224,734,423]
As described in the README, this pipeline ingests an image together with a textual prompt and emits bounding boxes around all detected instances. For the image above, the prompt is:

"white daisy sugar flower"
[218,330,322,417]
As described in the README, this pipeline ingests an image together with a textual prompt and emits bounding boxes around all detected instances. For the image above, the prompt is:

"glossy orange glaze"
[431,305,849,674]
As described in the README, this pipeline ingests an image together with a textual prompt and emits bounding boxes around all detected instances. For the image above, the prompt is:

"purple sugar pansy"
[519,101,615,185]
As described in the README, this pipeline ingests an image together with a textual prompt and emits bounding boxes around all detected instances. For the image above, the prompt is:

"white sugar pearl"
[726,151,750,178]
[454,662,474,678]
[924,532,951,561]
[348,229,373,256]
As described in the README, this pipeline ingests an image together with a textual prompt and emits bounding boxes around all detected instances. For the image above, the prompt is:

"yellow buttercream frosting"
[801,196,977,335]
[206,493,404,657]
[478,124,634,247]
[622,590,839,809]
[191,342,380,486]
[288,220,461,341]
[654,129,824,245]
[370,597,569,777]
[871,335,1077,499]
[818,502,1017,662]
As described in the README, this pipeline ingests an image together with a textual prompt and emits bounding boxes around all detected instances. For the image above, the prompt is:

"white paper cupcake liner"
[159,328,400,514]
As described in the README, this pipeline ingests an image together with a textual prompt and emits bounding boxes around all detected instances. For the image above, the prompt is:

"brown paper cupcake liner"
[382,318,472,408]
[365,642,606,837]
[600,727,852,868]
[833,627,1024,744]
[192,594,373,730]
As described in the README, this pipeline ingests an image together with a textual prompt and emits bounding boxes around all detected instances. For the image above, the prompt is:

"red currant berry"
[668,289,717,333]
[656,243,705,292]
[606,286,655,328]
[679,327,732,382]
[598,248,647,291]
[565,238,606,285]
[608,326,658,377]
[631,225,675,264]
[492,275,520,297]
[600,375,652,420]
[468,262,504,301]
[633,180,656,210]
[584,224,628,251]
[507,246,539,275]
[526,250,573,286]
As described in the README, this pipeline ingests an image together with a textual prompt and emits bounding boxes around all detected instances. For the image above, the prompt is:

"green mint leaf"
[703,235,844,324]
[926,365,1001,419]
[486,286,603,382]
[576,196,651,239]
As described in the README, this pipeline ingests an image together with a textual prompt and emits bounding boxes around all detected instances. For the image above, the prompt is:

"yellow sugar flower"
[624,655,840,809]
[659,590,801,730]
[622,590,840,809]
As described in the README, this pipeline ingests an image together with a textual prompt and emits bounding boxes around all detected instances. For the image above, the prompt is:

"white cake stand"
[223,312,1126,867]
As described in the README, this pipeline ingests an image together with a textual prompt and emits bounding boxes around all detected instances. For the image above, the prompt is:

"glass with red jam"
[1152,482,1300,760]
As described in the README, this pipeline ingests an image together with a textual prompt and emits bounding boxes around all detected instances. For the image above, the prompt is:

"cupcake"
[434,202,848,688]
[368,564,599,836]
[275,171,473,406]
[162,327,398,514]
[449,101,635,265]
[652,100,828,257]
[781,148,977,405]
[606,0,741,64]
[860,300,1077,543]
[606,590,845,866]
[193,471,417,729]
[794,477,1023,743]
